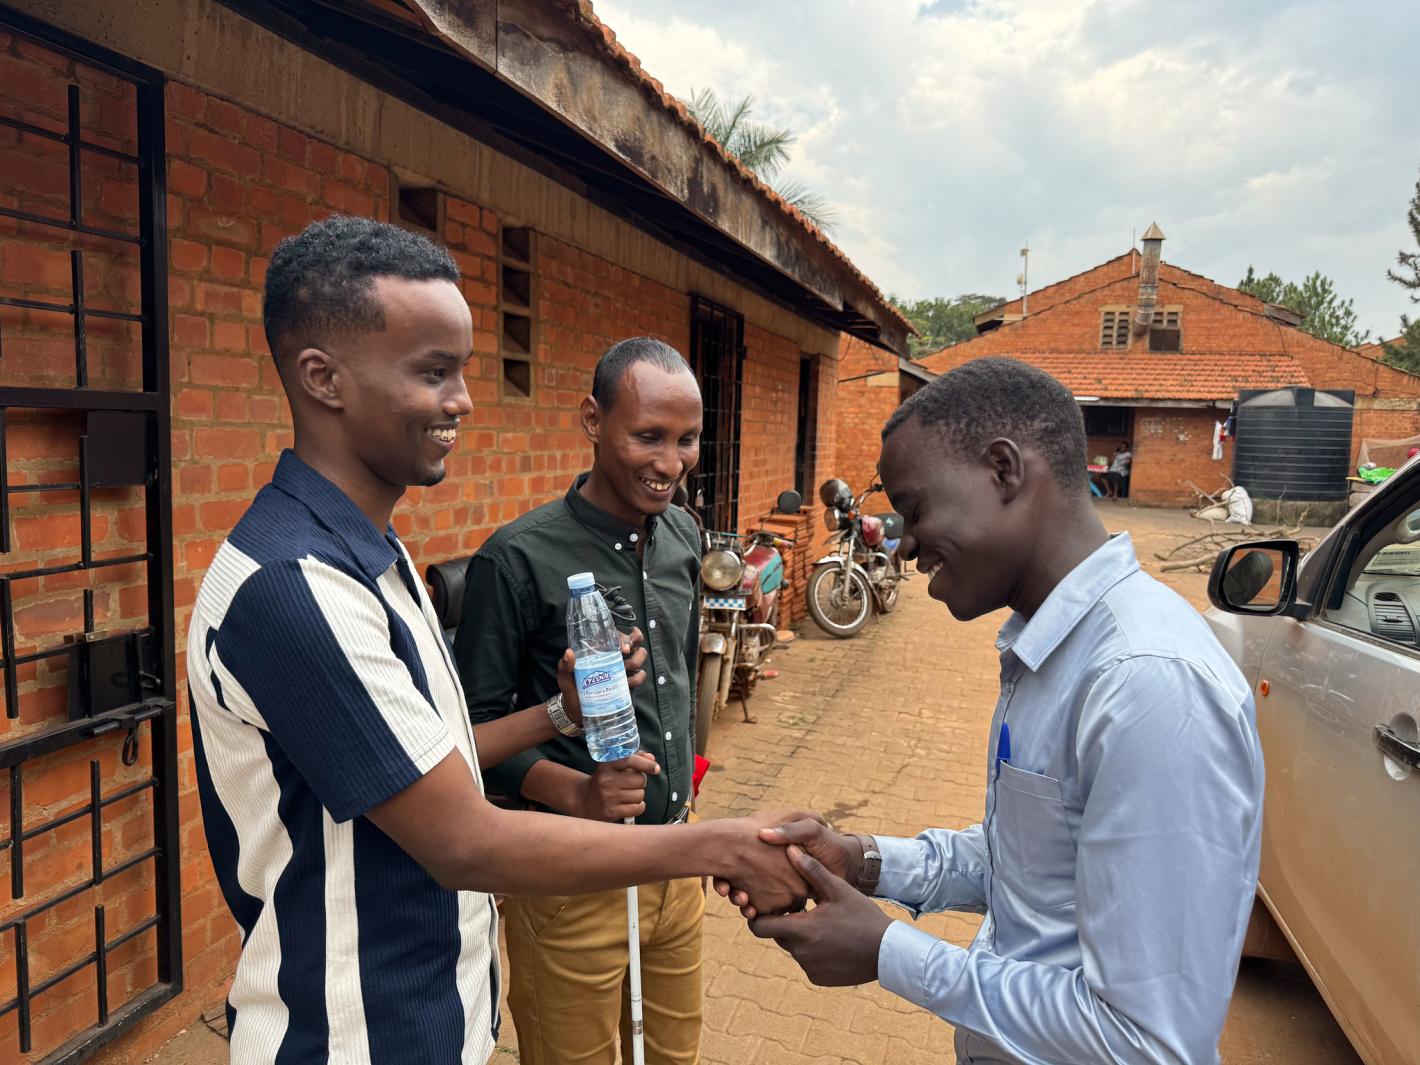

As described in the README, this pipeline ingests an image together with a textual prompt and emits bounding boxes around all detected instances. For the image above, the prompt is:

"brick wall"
[0,32,837,1061]
[1129,408,1232,506]
[834,337,900,501]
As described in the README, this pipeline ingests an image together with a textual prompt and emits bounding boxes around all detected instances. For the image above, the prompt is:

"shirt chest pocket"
[991,761,1076,910]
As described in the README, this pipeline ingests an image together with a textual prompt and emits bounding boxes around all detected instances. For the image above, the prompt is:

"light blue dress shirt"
[875,533,1263,1064]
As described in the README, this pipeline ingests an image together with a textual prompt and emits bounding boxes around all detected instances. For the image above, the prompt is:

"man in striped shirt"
[187,216,809,1063]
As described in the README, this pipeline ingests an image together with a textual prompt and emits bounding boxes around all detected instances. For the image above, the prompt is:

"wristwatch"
[545,692,584,737]
[848,833,882,895]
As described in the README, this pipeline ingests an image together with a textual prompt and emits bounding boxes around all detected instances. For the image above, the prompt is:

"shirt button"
[664,730,673,741]
[649,619,657,629]
[615,542,623,551]
[630,533,639,543]
[671,792,679,802]
[657,675,666,685]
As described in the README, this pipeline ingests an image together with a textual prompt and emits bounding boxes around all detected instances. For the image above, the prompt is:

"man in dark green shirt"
[455,337,706,1064]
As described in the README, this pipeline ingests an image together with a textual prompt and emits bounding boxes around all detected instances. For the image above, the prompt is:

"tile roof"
[929,352,1311,402]
[562,1,915,335]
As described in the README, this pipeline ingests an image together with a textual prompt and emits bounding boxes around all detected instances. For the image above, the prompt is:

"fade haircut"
[882,357,1089,490]
[262,214,460,361]
[591,337,695,411]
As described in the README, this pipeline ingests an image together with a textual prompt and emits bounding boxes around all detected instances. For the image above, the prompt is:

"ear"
[983,438,1024,503]
[293,347,344,412]
[579,394,601,446]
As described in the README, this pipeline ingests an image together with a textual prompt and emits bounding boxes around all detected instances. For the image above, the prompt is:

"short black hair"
[262,214,460,360]
[882,357,1088,490]
[591,337,694,410]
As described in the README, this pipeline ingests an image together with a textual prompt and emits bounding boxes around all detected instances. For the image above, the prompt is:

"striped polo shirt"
[187,450,500,1064]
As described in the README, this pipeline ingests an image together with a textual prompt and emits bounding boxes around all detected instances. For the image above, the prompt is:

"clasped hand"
[717,816,893,987]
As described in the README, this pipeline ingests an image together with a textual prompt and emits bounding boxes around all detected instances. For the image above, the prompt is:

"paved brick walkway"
[143,503,1358,1064]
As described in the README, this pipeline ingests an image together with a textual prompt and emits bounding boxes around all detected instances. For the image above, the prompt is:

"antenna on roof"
[1018,245,1030,316]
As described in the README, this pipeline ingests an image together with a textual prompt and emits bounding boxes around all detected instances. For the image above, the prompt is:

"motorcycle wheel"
[879,555,902,613]
[695,652,722,757]
[806,564,873,638]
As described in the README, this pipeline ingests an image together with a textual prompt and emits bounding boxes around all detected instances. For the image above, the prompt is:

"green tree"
[1382,168,1420,373]
[1237,266,1370,347]
[889,293,1006,358]
[685,88,837,234]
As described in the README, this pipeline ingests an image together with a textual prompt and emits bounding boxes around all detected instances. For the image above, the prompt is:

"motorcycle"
[691,488,803,756]
[806,478,906,639]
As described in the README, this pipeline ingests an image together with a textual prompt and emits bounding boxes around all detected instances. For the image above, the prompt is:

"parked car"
[1206,457,1420,1065]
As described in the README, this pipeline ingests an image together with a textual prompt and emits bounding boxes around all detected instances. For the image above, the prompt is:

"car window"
[1321,497,1420,647]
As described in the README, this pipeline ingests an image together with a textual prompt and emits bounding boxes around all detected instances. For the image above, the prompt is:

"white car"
[1206,457,1420,1065]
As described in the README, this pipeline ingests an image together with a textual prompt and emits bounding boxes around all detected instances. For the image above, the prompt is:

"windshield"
[1363,542,1420,577]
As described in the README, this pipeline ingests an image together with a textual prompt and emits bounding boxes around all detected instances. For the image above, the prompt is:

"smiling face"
[582,361,702,522]
[878,416,1031,621]
[326,276,474,492]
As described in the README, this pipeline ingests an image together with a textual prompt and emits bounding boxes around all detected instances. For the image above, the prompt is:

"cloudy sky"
[596,0,1420,338]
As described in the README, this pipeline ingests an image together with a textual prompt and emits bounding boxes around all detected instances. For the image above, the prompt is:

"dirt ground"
[138,501,1359,1064]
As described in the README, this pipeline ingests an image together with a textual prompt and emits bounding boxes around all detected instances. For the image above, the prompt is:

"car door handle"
[1374,724,1420,769]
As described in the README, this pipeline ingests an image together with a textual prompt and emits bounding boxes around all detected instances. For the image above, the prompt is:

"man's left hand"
[748,844,893,987]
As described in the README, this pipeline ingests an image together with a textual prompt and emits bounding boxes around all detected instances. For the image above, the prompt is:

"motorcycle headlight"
[701,549,744,591]
[823,506,842,533]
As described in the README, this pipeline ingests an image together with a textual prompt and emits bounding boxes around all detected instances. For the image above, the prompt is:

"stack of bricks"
[753,509,817,626]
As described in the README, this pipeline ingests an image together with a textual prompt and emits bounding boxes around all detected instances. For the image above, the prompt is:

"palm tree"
[686,88,838,234]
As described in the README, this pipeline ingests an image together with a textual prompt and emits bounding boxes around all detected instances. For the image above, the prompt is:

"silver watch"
[546,692,584,737]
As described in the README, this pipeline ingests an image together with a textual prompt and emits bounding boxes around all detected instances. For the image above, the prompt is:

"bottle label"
[573,650,633,718]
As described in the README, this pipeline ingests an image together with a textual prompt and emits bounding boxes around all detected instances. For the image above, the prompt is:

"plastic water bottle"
[566,572,640,762]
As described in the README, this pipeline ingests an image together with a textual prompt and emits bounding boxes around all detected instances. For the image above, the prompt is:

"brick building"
[0,1,908,1060]
[834,335,931,498]
[920,226,1420,506]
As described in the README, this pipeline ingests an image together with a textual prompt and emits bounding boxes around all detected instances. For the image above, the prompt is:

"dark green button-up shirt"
[454,474,700,825]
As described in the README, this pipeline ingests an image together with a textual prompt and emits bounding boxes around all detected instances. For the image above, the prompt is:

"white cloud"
[593,0,1420,333]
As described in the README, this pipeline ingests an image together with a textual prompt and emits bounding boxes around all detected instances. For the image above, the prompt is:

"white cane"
[623,816,646,1065]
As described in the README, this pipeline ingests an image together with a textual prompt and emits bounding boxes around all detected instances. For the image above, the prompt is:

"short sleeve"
[212,558,454,822]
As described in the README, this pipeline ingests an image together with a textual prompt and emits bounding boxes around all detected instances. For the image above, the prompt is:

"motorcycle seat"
[426,556,473,649]
[876,513,904,540]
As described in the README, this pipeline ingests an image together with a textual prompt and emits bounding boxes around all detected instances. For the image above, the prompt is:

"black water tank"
[1232,387,1354,501]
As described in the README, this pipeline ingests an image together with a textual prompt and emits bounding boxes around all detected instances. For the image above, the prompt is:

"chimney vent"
[1133,223,1165,336]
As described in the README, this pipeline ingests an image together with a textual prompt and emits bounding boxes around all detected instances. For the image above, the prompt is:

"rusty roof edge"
[403,0,912,352]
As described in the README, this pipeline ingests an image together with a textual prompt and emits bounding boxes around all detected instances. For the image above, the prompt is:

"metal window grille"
[0,10,181,1062]
[689,296,744,533]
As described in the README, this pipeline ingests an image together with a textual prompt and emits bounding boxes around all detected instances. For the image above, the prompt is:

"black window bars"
[0,8,181,1063]
[689,295,744,534]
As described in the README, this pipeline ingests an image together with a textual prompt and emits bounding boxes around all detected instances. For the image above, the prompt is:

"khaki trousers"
[503,874,705,1065]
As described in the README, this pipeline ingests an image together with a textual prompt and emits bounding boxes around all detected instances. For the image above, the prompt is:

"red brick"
[218,463,250,491]
[177,463,212,496]
[167,158,207,199]
[205,97,245,136]
[185,126,261,179]
[194,426,261,459]
[176,387,212,420]
[188,206,257,247]
[210,172,245,213]
[172,313,209,349]
[199,498,249,531]
[213,319,247,351]
[276,125,308,161]
[190,352,258,388]
[170,238,208,274]
[166,81,206,121]
[194,281,244,314]
[215,391,248,422]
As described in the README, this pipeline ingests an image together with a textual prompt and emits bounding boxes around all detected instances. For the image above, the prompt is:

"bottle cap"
[567,572,596,590]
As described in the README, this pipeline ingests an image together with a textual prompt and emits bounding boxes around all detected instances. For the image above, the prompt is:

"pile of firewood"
[1152,481,1318,573]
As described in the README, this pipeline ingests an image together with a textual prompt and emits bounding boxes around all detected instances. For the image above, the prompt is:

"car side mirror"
[1207,540,1299,616]
[775,489,803,514]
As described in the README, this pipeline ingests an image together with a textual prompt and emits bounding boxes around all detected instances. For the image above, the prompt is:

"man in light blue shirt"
[732,357,1263,1064]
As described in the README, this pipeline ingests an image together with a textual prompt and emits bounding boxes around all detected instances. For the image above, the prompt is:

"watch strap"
[849,833,882,895]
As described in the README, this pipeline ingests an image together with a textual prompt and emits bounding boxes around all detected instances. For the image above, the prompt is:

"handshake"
[707,811,896,988]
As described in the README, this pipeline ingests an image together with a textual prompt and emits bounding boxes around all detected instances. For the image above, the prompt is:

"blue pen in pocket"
[996,720,1011,778]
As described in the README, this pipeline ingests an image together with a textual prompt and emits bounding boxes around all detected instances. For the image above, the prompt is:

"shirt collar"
[270,450,399,580]
[563,472,657,547]
[995,532,1140,672]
